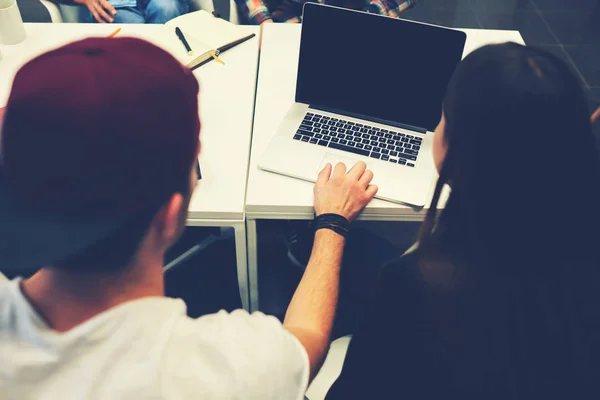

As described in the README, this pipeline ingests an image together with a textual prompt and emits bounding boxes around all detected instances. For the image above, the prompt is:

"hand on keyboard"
[313,162,378,221]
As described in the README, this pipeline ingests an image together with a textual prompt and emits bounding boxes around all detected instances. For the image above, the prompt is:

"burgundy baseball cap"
[0,37,200,273]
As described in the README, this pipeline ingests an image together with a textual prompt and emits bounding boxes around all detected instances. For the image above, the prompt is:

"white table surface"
[245,24,524,221]
[0,23,260,221]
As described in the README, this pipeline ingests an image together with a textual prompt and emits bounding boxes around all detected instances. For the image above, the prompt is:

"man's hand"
[75,0,116,23]
[314,162,378,221]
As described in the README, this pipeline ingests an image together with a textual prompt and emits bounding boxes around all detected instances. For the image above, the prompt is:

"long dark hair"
[415,43,600,396]
[420,42,600,270]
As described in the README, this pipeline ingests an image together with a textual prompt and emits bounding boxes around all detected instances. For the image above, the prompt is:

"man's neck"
[21,257,165,332]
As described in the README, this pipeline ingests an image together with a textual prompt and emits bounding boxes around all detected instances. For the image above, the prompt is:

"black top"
[327,252,600,400]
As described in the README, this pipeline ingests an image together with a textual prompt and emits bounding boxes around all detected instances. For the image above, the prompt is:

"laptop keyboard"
[293,112,422,167]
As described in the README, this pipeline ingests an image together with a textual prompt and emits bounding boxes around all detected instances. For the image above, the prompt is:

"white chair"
[39,0,63,22]
[305,335,352,400]
[39,0,239,24]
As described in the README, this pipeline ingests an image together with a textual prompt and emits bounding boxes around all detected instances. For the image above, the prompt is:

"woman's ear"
[433,115,448,173]
[591,107,600,125]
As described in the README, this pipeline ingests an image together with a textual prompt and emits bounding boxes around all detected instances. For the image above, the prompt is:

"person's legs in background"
[141,0,189,24]
[85,6,145,23]
[112,6,146,23]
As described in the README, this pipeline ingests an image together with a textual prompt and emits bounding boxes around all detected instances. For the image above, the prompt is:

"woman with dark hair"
[326,43,600,399]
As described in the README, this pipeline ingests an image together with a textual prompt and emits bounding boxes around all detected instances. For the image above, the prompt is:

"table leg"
[233,222,250,311]
[246,218,259,312]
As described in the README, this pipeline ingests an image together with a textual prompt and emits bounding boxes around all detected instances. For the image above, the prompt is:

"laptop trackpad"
[317,153,367,175]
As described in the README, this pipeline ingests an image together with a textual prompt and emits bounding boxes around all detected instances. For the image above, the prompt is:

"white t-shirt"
[0,278,309,400]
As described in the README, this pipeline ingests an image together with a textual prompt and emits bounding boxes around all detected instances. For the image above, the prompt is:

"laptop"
[258,3,466,207]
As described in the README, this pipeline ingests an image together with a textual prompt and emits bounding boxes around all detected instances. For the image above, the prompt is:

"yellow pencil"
[107,28,121,38]
[209,50,225,65]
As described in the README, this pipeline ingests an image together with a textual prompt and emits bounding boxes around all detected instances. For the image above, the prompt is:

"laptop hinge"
[309,105,428,134]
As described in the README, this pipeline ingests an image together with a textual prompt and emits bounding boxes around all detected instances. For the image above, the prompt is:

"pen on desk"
[175,27,193,56]
[107,28,121,38]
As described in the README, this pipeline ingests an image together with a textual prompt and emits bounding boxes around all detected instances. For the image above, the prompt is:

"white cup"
[0,0,26,45]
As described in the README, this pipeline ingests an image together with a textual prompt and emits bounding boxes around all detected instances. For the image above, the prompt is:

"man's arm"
[283,161,377,381]
[234,0,273,25]
[284,229,344,381]
[363,0,416,18]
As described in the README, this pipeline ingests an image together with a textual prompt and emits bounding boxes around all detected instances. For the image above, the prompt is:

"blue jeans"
[88,0,189,24]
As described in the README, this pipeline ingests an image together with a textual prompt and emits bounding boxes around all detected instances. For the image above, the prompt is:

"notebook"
[164,11,254,69]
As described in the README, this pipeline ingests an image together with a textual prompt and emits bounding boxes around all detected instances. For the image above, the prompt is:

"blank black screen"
[296,4,466,131]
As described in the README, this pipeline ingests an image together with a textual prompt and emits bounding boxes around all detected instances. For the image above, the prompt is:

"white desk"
[245,24,524,311]
[0,23,259,310]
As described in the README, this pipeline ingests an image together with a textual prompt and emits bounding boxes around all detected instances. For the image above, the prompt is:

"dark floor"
[166,220,418,321]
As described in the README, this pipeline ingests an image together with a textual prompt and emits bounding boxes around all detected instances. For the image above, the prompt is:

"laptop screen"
[296,4,466,132]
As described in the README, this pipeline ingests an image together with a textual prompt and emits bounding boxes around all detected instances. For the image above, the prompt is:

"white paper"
[165,10,250,53]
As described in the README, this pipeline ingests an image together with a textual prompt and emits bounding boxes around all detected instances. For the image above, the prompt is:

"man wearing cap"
[0,38,377,398]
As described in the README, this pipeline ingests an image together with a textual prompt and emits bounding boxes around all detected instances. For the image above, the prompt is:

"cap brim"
[0,174,126,274]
